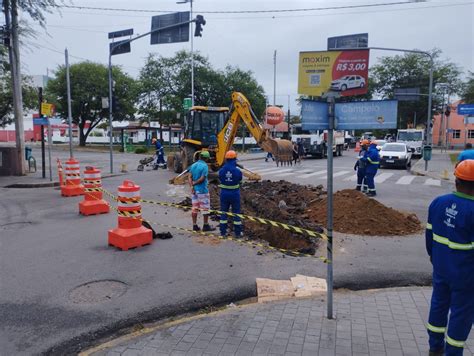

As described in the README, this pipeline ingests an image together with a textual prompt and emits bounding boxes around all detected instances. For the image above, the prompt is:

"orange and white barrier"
[79,166,109,216]
[108,180,152,251]
[61,158,84,197]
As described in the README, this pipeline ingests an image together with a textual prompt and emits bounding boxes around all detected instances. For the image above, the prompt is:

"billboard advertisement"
[301,100,329,131]
[298,49,369,97]
[335,100,398,130]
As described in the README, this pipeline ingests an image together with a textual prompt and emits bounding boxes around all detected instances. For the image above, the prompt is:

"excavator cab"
[184,107,229,147]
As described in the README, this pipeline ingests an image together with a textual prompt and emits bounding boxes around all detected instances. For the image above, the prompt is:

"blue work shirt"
[189,159,209,194]
[218,159,242,190]
[426,192,474,289]
[155,141,163,152]
[362,145,380,174]
[457,149,474,162]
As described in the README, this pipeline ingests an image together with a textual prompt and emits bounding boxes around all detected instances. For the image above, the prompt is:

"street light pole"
[177,0,194,106]
[108,53,114,174]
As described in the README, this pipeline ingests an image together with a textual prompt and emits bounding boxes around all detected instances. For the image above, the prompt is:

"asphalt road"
[0,149,453,354]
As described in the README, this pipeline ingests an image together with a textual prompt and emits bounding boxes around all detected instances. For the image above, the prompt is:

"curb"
[410,159,454,182]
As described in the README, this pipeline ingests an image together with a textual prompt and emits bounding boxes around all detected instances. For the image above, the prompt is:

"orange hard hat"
[454,159,474,181]
[361,139,370,145]
[225,150,237,159]
[152,138,157,143]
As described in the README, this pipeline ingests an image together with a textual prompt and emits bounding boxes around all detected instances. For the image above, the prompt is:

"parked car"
[330,75,366,91]
[379,142,414,169]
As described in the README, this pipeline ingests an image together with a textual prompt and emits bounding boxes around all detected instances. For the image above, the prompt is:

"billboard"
[301,100,329,130]
[335,100,398,130]
[298,49,369,97]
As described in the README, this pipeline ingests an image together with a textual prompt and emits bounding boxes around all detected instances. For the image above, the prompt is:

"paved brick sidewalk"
[89,287,474,356]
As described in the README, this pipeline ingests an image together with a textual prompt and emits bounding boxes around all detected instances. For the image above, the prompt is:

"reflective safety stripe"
[446,335,465,348]
[426,223,432,230]
[427,323,446,333]
[433,233,474,250]
[367,158,380,164]
[233,221,242,225]
[218,184,240,189]
[219,220,228,224]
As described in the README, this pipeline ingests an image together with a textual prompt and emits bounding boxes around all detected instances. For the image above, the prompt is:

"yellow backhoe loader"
[168,92,294,184]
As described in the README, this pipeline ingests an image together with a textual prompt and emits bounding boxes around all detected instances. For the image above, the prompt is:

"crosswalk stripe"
[260,169,293,175]
[248,167,282,173]
[375,173,394,183]
[274,172,296,177]
[396,176,416,185]
[344,174,358,182]
[300,170,327,178]
[425,178,441,186]
[318,170,350,178]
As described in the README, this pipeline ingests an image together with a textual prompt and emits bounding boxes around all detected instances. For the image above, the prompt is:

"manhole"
[69,280,127,304]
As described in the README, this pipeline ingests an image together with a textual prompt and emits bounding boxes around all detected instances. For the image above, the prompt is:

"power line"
[60,1,429,14]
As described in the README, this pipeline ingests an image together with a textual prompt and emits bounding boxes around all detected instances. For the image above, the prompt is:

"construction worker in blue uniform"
[426,159,474,356]
[361,141,380,196]
[152,138,166,169]
[218,150,243,238]
[354,139,370,192]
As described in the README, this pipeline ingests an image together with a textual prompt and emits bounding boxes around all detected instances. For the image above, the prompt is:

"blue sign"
[335,100,398,130]
[457,104,474,116]
[33,117,49,126]
[301,100,329,130]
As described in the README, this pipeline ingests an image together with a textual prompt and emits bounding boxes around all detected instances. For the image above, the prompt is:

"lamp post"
[177,0,194,106]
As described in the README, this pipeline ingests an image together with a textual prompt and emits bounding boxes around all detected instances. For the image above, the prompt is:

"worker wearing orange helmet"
[426,160,474,355]
[354,139,370,192]
[218,150,243,237]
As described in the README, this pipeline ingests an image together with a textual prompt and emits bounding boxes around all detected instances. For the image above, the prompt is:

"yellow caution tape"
[100,188,328,241]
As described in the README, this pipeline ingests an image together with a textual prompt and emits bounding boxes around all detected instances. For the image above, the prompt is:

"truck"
[396,129,424,157]
[291,125,346,158]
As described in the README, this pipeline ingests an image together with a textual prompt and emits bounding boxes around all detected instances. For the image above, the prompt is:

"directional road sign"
[327,33,368,50]
[150,12,190,45]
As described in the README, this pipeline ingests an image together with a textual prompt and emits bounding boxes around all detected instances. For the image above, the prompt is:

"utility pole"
[4,0,25,175]
[273,50,277,106]
[65,48,74,158]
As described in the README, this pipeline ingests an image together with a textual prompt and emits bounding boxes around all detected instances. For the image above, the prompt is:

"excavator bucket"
[261,138,294,165]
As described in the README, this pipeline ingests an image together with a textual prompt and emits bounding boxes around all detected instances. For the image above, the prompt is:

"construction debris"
[256,275,327,303]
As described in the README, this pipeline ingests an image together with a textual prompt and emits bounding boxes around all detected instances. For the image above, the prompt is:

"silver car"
[379,143,414,169]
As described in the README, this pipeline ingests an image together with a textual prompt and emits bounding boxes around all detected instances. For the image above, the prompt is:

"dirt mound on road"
[306,189,422,236]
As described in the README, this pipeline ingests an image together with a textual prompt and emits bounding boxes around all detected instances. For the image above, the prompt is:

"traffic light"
[0,25,10,47]
[445,106,451,117]
[194,15,206,37]
[112,96,121,112]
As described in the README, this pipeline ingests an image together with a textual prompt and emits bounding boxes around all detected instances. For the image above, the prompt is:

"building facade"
[431,101,474,148]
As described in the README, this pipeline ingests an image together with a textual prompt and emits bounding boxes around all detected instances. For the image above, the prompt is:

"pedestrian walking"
[362,141,380,196]
[297,139,305,162]
[425,159,474,356]
[152,138,166,169]
[218,150,243,238]
[457,143,474,162]
[354,139,369,192]
[292,143,299,165]
[265,151,275,162]
[188,151,215,232]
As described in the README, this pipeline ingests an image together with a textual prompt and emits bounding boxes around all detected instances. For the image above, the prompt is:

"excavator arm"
[215,92,294,166]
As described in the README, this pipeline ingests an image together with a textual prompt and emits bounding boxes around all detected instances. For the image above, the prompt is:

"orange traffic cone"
[61,158,84,197]
[354,141,361,152]
[108,180,152,251]
[79,166,110,216]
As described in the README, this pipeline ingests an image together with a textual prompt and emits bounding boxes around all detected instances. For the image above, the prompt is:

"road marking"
[318,170,350,178]
[425,178,441,186]
[375,173,394,183]
[344,174,358,182]
[248,167,282,173]
[396,175,416,185]
[300,170,327,178]
[274,172,296,177]
[260,169,294,175]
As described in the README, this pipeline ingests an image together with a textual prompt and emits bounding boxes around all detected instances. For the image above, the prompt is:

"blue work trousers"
[356,169,367,191]
[156,150,165,165]
[219,189,242,237]
[428,272,474,355]
[365,172,376,192]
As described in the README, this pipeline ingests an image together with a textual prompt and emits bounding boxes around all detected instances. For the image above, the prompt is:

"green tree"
[370,49,463,129]
[0,47,37,126]
[461,71,474,104]
[46,61,137,146]
[137,50,267,128]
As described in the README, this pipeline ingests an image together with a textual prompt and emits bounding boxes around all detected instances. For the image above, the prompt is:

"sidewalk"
[411,149,456,183]
[85,287,474,356]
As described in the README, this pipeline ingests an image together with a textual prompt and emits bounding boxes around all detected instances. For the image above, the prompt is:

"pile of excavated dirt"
[306,189,422,236]
[178,181,422,254]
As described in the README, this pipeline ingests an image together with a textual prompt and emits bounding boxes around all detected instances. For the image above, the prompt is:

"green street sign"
[183,98,192,111]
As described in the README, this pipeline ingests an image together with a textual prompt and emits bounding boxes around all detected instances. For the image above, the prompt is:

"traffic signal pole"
[108,17,203,173]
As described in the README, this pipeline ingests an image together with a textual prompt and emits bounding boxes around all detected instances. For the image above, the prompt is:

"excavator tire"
[173,152,183,173]
[182,145,196,171]
[167,155,175,171]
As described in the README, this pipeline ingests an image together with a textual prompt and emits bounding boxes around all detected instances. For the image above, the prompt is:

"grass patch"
[449,153,458,164]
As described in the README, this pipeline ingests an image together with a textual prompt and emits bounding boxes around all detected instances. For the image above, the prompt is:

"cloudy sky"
[15,0,474,112]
